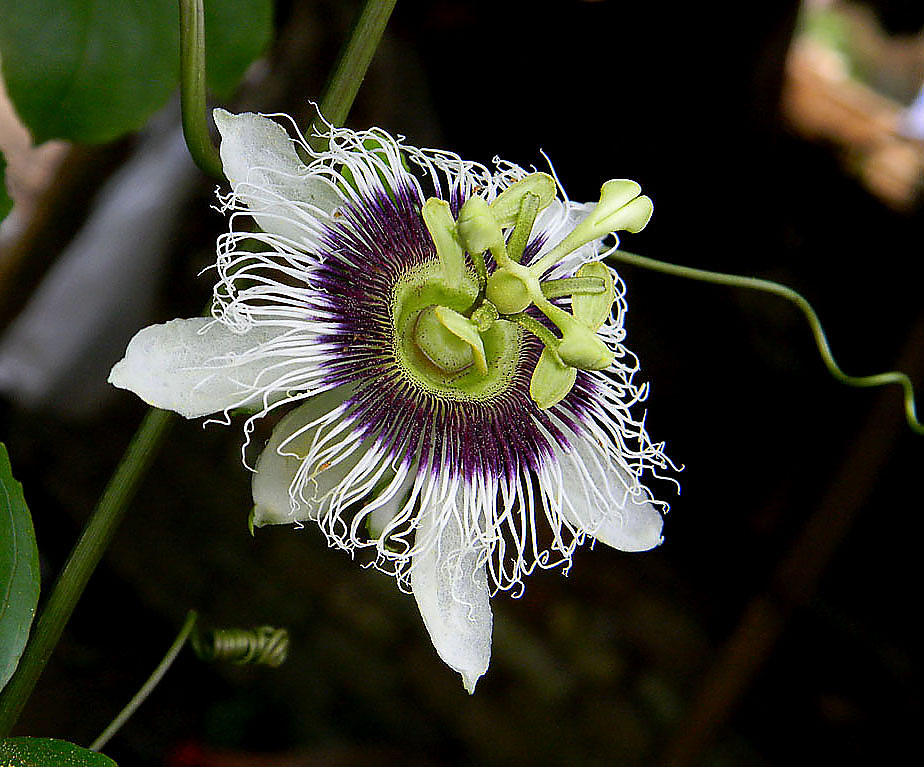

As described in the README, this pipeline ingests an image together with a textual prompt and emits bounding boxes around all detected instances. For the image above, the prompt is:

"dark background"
[2,1,922,765]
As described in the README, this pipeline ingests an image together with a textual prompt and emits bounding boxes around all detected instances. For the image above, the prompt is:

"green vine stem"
[89,611,198,752]
[179,0,223,179]
[0,408,176,736]
[308,0,398,149]
[606,249,923,436]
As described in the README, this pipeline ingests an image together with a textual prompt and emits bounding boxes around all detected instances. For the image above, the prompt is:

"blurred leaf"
[0,153,12,222]
[0,737,117,766]
[0,0,179,143]
[0,0,273,144]
[205,0,274,100]
[0,443,40,692]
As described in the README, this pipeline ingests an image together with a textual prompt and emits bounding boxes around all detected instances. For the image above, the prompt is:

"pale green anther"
[588,190,653,235]
[506,192,541,264]
[414,305,475,374]
[541,276,606,300]
[530,348,578,410]
[486,269,532,315]
[571,262,615,330]
[489,173,556,228]
[588,180,646,229]
[434,305,489,375]
[457,195,505,257]
[470,302,499,332]
[556,314,615,370]
[530,179,653,275]
[422,198,464,286]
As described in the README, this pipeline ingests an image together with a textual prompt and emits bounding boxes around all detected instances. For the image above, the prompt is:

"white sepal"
[251,389,351,526]
[108,317,287,419]
[213,109,343,244]
[412,491,493,693]
[556,434,664,552]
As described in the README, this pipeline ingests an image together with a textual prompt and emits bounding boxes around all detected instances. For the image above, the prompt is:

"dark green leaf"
[205,0,274,100]
[0,444,40,693]
[0,737,117,766]
[0,0,179,144]
[0,0,274,145]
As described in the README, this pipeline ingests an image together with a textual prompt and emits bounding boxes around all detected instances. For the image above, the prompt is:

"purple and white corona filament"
[109,109,675,692]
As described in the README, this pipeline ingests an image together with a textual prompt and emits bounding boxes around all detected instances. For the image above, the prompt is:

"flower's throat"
[406,173,654,409]
[392,261,520,400]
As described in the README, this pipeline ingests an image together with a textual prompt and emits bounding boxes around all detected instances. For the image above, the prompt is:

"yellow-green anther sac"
[489,172,556,228]
[414,305,475,374]
[587,180,651,231]
[530,347,578,409]
[541,276,606,300]
[505,192,541,263]
[530,180,653,275]
[457,196,506,258]
[554,312,615,370]
[433,305,489,375]
[570,262,615,330]
[422,198,464,286]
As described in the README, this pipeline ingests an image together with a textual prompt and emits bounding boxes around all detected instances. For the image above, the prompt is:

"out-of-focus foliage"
[0,443,40,693]
[204,0,274,100]
[0,154,11,221]
[0,0,273,144]
[0,737,117,766]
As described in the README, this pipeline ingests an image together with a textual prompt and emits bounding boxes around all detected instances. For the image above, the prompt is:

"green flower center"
[393,174,654,409]
[392,260,521,400]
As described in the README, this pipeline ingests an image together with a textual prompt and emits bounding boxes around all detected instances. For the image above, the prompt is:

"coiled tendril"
[191,625,290,667]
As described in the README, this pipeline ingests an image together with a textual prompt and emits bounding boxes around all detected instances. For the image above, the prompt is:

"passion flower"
[109,110,674,692]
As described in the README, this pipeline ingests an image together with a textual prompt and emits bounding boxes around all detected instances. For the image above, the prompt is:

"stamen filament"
[507,311,561,353]
[506,192,541,264]
[541,276,606,300]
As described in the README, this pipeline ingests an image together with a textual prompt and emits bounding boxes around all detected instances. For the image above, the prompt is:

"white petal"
[251,389,352,526]
[411,495,493,693]
[213,109,344,243]
[108,317,286,418]
[556,434,663,552]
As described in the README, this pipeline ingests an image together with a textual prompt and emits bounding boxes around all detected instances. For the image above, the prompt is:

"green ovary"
[392,260,521,400]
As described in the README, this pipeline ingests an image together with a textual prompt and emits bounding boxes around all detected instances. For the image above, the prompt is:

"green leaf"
[0,0,179,144]
[0,444,40,693]
[0,0,273,144]
[0,737,117,766]
[205,0,274,100]
[0,153,12,222]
